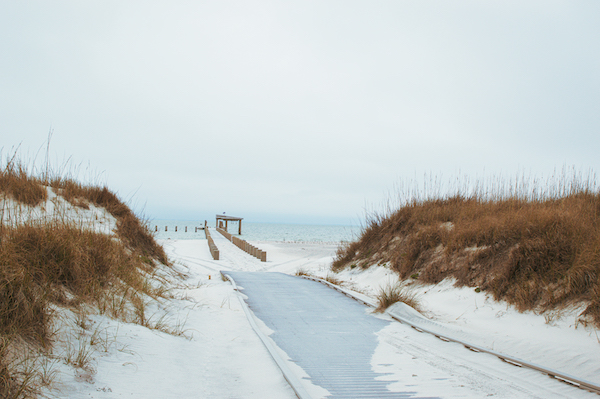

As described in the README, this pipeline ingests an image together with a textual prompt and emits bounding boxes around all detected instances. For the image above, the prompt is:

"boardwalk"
[224,271,436,399]
[215,234,593,399]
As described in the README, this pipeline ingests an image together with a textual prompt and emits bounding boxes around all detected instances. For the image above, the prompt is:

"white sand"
[34,226,598,398]
[317,263,600,386]
[1,186,117,234]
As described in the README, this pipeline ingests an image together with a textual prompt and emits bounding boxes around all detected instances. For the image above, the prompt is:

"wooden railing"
[216,228,266,262]
[205,228,220,260]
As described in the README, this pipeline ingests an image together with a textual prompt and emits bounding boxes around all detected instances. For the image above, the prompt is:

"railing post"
[215,227,266,262]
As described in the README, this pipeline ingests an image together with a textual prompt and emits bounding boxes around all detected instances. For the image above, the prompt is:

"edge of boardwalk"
[220,271,314,399]
[299,275,600,396]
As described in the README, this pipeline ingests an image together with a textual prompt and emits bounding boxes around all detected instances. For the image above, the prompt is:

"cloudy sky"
[1,1,599,225]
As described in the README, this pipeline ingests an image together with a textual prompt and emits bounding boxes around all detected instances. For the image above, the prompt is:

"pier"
[217,227,267,262]
[154,224,205,233]
[211,214,267,262]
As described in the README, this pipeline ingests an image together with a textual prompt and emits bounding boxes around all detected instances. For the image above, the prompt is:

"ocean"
[149,220,361,243]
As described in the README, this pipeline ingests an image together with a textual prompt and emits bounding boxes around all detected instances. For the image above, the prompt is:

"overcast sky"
[2,1,599,225]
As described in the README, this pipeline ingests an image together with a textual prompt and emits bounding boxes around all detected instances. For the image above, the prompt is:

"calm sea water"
[149,220,361,243]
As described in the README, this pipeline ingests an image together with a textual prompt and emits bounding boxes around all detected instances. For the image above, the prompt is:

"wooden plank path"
[216,227,267,261]
[223,271,436,399]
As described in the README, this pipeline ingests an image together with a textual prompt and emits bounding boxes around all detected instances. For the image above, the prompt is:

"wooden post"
[165,226,168,231]
[238,220,242,235]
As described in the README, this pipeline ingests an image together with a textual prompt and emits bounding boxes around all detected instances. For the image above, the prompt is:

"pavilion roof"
[215,214,243,221]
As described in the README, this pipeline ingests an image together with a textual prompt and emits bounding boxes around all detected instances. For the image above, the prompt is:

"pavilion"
[215,214,243,235]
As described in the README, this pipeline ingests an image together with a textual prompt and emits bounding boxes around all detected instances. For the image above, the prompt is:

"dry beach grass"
[0,156,171,398]
[375,282,420,313]
[333,170,600,323]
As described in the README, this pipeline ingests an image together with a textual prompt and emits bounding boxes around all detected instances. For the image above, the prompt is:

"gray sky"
[2,1,599,225]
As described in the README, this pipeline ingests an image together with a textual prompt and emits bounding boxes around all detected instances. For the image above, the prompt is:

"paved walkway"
[225,271,437,399]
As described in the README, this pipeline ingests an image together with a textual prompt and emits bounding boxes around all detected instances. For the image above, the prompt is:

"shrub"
[375,283,420,312]
[0,153,170,397]
[0,222,151,343]
[295,268,309,276]
[48,180,168,264]
[0,163,47,207]
[335,171,600,325]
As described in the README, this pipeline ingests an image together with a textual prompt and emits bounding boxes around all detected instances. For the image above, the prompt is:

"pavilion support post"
[238,220,242,235]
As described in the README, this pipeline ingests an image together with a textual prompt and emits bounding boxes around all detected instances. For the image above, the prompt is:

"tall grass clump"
[0,149,170,397]
[375,283,420,312]
[333,168,600,325]
[0,165,46,207]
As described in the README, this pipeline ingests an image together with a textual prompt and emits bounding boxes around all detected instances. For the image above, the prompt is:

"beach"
[39,228,600,398]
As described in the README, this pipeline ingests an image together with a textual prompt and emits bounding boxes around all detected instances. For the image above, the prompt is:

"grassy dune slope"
[333,175,600,326]
[0,160,170,398]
